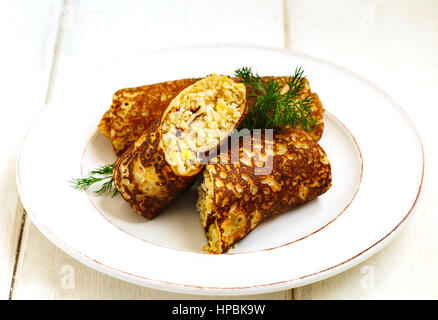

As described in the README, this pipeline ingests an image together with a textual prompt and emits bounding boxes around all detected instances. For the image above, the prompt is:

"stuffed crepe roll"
[196,128,332,254]
[113,74,247,219]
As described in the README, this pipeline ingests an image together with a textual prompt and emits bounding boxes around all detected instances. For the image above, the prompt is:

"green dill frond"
[89,163,114,176]
[234,66,316,131]
[70,163,117,197]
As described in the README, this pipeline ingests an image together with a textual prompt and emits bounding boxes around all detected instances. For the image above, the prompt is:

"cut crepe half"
[197,128,332,254]
[113,74,247,219]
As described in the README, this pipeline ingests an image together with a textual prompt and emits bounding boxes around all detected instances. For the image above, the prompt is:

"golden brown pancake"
[197,128,332,254]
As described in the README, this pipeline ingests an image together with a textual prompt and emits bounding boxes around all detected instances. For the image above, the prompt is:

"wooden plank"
[12,0,291,299]
[285,0,438,299]
[0,0,63,300]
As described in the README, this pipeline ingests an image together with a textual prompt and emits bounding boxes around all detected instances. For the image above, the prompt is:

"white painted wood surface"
[2,0,437,299]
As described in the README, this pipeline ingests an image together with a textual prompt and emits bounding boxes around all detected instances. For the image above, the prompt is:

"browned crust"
[202,128,332,254]
[309,92,324,141]
[97,110,112,138]
[113,119,198,219]
[99,76,324,156]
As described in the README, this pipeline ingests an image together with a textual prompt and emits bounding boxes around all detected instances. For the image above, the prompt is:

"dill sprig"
[235,66,317,131]
[70,163,118,197]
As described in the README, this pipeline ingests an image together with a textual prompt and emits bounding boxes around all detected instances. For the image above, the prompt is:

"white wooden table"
[2,0,437,299]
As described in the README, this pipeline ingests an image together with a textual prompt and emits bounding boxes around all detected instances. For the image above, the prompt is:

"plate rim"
[16,44,425,295]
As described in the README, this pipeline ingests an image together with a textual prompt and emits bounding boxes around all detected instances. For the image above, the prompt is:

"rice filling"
[161,74,246,175]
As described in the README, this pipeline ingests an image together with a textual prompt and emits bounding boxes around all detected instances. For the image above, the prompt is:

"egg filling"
[161,74,246,176]
[196,168,223,254]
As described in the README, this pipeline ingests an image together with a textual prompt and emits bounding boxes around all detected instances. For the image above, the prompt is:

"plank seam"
[283,0,291,50]
[8,213,26,300]
[45,0,69,104]
[283,0,293,300]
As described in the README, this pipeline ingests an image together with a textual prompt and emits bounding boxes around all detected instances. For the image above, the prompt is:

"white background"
[1,0,437,299]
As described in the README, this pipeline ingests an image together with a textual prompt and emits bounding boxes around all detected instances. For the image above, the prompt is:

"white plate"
[17,45,424,295]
